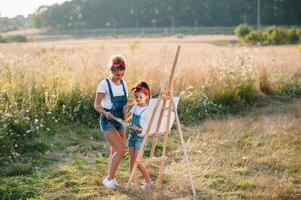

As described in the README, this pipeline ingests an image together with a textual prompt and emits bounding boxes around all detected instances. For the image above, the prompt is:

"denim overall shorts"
[100,79,128,133]
[128,107,148,149]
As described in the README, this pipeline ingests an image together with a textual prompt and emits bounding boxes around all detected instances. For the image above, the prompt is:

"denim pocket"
[100,116,114,132]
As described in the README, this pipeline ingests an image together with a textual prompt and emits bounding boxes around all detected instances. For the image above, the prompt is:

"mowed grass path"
[176,98,301,200]
[1,98,300,200]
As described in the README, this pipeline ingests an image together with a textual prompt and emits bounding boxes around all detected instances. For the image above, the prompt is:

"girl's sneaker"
[141,182,154,191]
[102,177,117,189]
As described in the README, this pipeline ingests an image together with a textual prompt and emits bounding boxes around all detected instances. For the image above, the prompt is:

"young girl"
[126,81,153,190]
[94,55,129,189]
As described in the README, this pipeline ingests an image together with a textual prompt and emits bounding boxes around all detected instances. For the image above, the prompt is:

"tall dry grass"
[1,36,300,92]
[0,36,300,157]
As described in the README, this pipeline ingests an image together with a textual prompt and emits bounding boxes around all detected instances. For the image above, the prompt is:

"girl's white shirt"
[97,77,129,110]
[130,105,150,130]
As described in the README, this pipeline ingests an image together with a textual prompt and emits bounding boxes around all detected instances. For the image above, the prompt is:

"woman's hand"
[94,92,105,114]
[102,111,113,120]
[95,92,113,120]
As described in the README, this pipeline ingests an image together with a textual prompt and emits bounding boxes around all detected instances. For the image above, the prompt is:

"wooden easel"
[126,46,196,196]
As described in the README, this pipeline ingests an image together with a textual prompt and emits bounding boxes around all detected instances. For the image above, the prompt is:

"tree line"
[0,15,29,32]
[30,0,301,30]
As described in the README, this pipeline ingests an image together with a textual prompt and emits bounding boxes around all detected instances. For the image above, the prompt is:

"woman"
[94,55,129,189]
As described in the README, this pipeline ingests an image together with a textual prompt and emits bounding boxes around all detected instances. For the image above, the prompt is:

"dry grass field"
[1,35,300,92]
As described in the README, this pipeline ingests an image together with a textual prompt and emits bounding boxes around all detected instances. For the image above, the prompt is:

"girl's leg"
[129,147,138,183]
[135,149,152,183]
[103,130,126,180]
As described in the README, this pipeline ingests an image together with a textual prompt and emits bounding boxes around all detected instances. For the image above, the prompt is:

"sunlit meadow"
[0,35,300,199]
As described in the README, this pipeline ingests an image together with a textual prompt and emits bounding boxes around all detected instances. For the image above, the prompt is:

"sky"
[0,0,70,18]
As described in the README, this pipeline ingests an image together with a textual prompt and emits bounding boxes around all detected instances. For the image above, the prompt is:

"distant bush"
[178,92,225,124]
[0,35,28,43]
[235,24,301,45]
[234,24,253,38]
[243,30,265,44]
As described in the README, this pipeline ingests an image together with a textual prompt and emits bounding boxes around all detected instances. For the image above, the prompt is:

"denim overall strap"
[138,107,148,119]
[105,78,114,100]
[105,78,127,102]
[105,78,127,118]
[120,79,127,97]
[131,107,148,136]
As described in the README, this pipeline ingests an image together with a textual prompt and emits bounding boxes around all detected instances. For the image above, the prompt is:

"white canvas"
[140,97,180,136]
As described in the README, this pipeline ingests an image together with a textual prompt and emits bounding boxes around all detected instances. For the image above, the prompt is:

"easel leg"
[170,93,196,196]
[156,97,172,185]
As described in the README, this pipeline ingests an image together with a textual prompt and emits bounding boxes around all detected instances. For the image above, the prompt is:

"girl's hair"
[131,81,151,104]
[109,55,126,71]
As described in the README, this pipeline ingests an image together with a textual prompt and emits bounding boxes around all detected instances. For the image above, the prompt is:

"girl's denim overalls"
[128,107,148,149]
[100,78,128,132]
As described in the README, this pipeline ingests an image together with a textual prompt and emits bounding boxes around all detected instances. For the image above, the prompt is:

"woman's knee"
[115,146,126,156]
[119,146,126,156]
[110,147,116,155]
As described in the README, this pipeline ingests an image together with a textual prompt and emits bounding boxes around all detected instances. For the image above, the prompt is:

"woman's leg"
[118,128,126,146]
[107,128,126,178]
[135,149,152,183]
[103,130,126,180]
[107,147,115,177]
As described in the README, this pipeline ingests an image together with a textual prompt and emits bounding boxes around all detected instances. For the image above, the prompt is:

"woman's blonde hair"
[108,55,126,71]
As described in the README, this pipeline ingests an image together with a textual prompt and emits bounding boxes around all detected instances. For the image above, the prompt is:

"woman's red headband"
[111,60,125,70]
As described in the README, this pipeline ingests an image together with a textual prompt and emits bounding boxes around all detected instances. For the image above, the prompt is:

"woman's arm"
[94,92,105,114]
[94,92,113,119]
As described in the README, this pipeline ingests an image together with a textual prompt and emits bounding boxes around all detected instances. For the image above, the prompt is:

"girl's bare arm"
[123,108,132,122]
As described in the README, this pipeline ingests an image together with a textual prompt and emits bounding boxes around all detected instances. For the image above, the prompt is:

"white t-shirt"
[97,77,129,110]
[130,105,150,130]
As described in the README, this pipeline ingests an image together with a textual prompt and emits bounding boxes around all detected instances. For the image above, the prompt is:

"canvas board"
[140,97,180,136]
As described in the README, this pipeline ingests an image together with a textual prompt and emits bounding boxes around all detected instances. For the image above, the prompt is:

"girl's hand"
[127,98,136,106]
[123,105,131,121]
[123,105,128,111]
[130,125,142,132]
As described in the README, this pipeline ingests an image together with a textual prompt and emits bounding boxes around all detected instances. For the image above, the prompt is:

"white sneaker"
[102,177,117,189]
[112,178,119,187]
